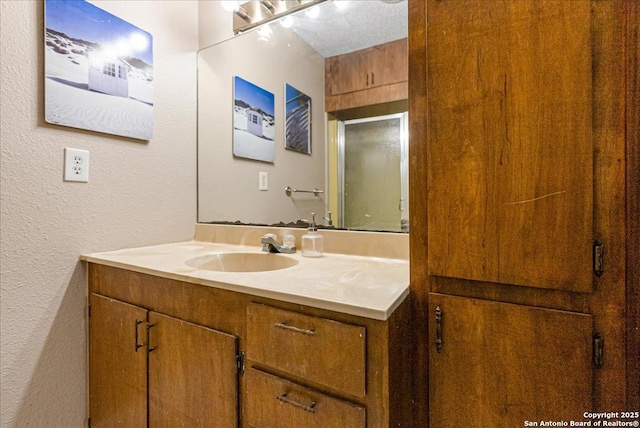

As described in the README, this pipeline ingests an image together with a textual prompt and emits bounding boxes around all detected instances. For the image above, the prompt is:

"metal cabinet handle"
[275,322,315,336]
[277,393,316,413]
[134,319,144,352]
[147,323,156,353]
[371,72,375,85]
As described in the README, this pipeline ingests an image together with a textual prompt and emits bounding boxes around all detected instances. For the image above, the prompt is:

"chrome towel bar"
[285,186,324,197]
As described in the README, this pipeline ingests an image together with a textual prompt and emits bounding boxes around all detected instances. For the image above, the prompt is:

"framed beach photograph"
[232,76,275,163]
[284,84,312,155]
[44,0,153,140]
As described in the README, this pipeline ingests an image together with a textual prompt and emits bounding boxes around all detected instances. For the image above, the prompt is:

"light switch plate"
[64,148,89,182]
[259,172,268,190]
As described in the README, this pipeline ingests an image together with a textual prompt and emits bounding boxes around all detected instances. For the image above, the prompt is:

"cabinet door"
[326,39,407,97]
[148,312,238,428]
[326,49,372,96]
[426,1,593,291]
[428,294,593,427]
[368,38,407,89]
[89,294,148,428]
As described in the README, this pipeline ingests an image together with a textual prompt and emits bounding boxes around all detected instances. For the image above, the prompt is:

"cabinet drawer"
[246,368,366,428]
[246,303,366,397]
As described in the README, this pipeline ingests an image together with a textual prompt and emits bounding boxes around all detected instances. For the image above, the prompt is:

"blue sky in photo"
[45,0,153,65]
[234,77,275,116]
[285,84,310,114]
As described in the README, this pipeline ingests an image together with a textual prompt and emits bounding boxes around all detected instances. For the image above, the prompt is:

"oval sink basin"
[185,252,298,273]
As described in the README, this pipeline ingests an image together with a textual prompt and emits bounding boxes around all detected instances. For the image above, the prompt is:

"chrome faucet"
[261,234,296,254]
[323,211,334,228]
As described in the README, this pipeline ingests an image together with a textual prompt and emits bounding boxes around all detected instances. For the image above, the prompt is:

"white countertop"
[81,240,409,320]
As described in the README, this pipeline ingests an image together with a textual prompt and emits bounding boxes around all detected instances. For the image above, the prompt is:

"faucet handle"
[323,211,333,226]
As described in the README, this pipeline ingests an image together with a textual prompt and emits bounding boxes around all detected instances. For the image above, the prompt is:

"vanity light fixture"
[235,7,251,21]
[231,0,327,34]
[261,0,276,12]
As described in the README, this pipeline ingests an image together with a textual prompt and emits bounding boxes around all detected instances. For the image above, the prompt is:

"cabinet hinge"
[594,240,604,277]
[593,333,604,369]
[236,351,245,376]
[435,306,443,353]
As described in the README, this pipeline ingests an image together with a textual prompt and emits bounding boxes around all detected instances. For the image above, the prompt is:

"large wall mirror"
[198,0,408,232]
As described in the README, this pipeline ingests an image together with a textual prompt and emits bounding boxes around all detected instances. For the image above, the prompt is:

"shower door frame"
[337,112,409,231]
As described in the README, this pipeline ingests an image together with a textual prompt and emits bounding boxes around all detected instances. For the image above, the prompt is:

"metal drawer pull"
[275,322,315,336]
[277,393,316,413]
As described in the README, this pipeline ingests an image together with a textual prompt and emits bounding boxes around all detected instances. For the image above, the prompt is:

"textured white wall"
[198,1,234,49]
[0,1,199,426]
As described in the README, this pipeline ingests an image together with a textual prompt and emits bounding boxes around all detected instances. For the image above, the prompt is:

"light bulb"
[257,24,273,41]
[221,1,239,12]
[129,32,149,52]
[305,6,319,19]
[334,0,349,10]
[280,16,294,28]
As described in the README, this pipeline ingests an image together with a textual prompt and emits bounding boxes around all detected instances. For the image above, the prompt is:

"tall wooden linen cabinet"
[408,1,639,427]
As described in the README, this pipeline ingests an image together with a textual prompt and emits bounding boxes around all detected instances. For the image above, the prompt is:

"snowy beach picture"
[45,0,153,140]
[285,84,311,155]
[233,76,275,163]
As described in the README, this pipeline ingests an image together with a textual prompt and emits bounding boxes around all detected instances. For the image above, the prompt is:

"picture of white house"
[246,110,263,137]
[232,76,275,163]
[44,0,153,140]
[88,52,129,98]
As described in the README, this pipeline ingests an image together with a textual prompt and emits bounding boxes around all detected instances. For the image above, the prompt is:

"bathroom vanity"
[83,225,411,427]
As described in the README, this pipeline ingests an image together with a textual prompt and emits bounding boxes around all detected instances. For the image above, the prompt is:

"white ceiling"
[290,0,408,58]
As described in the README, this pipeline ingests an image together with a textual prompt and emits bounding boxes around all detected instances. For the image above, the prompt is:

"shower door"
[338,113,408,232]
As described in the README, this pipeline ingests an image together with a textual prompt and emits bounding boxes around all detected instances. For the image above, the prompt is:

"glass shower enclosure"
[337,112,409,232]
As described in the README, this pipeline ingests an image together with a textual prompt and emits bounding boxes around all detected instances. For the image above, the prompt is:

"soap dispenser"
[301,213,323,258]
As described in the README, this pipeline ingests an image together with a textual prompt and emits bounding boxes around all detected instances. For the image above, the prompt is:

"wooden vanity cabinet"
[325,38,407,112]
[88,263,412,427]
[89,293,239,428]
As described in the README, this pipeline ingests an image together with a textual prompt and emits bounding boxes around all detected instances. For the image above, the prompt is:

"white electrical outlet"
[259,172,268,191]
[64,148,89,182]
